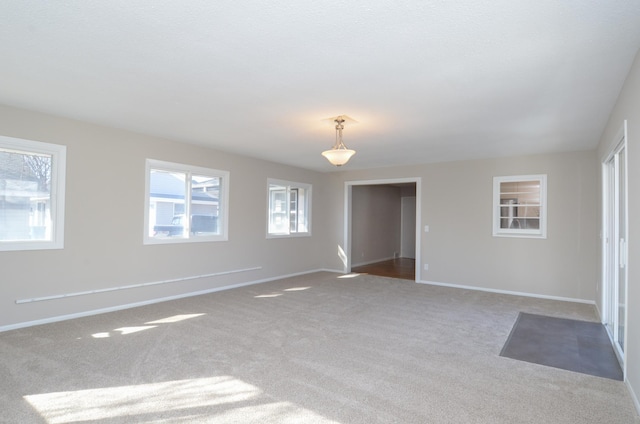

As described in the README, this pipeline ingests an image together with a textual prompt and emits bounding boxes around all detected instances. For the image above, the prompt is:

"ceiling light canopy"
[322,115,356,166]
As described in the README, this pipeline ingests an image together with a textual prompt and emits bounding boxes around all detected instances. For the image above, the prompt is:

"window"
[0,136,66,251]
[144,159,229,244]
[267,179,311,237]
[492,174,547,238]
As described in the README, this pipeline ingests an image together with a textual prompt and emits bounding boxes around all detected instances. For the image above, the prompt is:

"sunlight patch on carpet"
[146,313,206,324]
[24,376,340,424]
[337,273,362,279]
[91,325,157,338]
[91,314,206,339]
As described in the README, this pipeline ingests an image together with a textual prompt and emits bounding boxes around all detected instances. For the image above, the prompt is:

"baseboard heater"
[15,266,262,304]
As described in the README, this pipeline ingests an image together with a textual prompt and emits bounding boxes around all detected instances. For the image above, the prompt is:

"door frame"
[344,177,422,281]
[400,195,417,259]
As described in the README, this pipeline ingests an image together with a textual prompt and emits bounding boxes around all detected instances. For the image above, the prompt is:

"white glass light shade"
[322,147,356,166]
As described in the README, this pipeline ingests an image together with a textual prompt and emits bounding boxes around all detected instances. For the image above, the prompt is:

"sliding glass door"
[602,124,628,367]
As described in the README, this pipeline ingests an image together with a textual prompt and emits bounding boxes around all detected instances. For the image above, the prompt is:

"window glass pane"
[190,174,220,236]
[0,149,52,241]
[499,199,517,229]
[498,181,541,229]
[295,187,308,233]
[500,180,539,194]
[267,180,311,237]
[148,170,186,238]
[518,196,540,205]
[515,205,540,218]
[494,175,546,237]
[269,185,288,234]
[145,161,229,244]
[289,188,298,232]
[499,181,517,194]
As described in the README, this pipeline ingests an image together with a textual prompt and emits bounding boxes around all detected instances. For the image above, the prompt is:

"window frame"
[144,159,229,245]
[266,178,312,238]
[492,174,547,239]
[0,136,66,251]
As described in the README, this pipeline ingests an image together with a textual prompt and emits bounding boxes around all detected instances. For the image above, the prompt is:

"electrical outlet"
[424,264,429,271]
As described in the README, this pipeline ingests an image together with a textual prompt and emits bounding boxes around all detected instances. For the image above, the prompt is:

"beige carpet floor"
[0,272,638,423]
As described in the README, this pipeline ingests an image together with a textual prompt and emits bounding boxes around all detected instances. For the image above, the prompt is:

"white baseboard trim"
[318,268,345,274]
[626,380,640,417]
[351,256,395,268]
[1,271,596,332]
[0,268,330,333]
[594,302,603,321]
[418,279,595,305]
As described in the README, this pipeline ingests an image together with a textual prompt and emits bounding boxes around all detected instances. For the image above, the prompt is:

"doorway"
[344,178,421,281]
[602,121,628,373]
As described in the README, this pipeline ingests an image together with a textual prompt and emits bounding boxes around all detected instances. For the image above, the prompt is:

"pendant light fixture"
[322,115,356,166]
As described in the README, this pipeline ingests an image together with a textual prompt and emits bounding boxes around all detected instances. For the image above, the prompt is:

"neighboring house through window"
[0,135,66,251]
[267,179,311,237]
[144,159,229,244]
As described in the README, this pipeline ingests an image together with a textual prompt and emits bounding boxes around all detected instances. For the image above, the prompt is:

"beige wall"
[332,149,598,301]
[0,104,332,329]
[597,48,640,410]
[0,104,600,324]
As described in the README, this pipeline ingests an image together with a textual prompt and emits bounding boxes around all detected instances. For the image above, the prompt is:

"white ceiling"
[1,1,640,172]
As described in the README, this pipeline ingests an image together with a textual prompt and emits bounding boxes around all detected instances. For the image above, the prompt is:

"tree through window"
[0,136,66,250]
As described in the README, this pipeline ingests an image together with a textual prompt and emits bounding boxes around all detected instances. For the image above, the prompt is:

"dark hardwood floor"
[351,258,416,281]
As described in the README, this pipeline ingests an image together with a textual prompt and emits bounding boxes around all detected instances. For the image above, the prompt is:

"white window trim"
[492,174,547,239]
[144,159,229,244]
[0,135,66,251]
[266,178,312,238]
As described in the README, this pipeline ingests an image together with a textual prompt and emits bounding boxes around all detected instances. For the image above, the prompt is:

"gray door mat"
[500,312,623,381]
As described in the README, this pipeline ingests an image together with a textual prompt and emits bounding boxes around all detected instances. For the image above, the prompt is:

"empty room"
[1,2,640,423]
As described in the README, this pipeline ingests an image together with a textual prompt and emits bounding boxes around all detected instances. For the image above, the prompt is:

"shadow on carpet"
[500,312,623,381]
